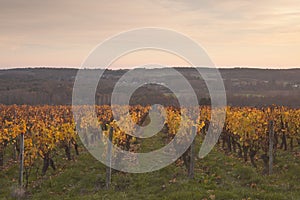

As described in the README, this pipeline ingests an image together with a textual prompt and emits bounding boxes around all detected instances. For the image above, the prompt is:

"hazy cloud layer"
[0,0,299,68]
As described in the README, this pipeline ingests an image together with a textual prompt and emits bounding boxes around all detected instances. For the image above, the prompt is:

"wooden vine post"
[106,126,113,189]
[188,126,196,179]
[269,120,274,175]
[19,133,24,188]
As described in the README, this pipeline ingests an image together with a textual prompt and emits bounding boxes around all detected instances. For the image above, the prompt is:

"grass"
[1,133,300,200]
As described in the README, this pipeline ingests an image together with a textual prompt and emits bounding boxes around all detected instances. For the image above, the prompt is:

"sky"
[0,0,300,69]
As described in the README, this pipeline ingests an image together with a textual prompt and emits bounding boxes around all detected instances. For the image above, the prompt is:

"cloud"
[0,0,299,67]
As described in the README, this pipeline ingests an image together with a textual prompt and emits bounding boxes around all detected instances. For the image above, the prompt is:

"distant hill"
[0,67,299,107]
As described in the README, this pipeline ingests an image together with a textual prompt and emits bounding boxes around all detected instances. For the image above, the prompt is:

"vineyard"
[0,104,300,199]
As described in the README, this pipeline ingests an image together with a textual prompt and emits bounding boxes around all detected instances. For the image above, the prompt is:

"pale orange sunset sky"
[0,0,300,69]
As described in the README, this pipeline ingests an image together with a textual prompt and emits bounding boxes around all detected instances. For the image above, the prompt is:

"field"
[0,105,300,199]
[1,135,300,199]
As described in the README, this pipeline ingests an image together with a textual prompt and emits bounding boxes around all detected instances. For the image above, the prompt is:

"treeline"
[0,68,299,108]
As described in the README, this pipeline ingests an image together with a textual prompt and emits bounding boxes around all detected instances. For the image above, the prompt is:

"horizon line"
[0,65,300,71]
